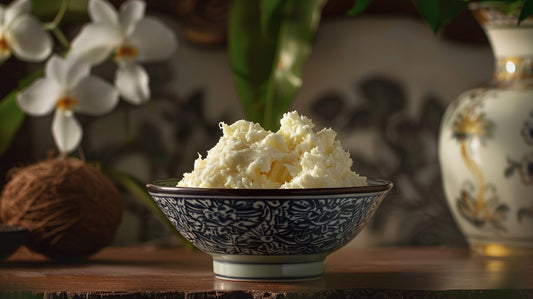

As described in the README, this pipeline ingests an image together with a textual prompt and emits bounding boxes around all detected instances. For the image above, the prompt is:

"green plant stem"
[45,0,70,30]
[51,27,70,50]
[45,0,71,50]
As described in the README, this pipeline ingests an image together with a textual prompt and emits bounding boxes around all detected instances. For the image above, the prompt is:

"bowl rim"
[0,224,29,233]
[146,178,393,196]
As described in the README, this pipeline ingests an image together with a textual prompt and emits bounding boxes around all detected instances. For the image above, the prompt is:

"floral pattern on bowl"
[146,178,392,281]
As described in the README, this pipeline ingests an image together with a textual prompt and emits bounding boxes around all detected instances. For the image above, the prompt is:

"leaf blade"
[0,93,25,156]
[519,0,533,23]
[229,0,326,130]
[0,69,44,157]
[412,0,469,32]
[347,0,374,16]
[266,0,326,130]
[229,0,271,125]
[260,0,284,39]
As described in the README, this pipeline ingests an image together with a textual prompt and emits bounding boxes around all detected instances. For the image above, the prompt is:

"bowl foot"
[213,259,325,281]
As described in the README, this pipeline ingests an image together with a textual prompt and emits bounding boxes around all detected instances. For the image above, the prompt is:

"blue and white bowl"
[146,178,393,281]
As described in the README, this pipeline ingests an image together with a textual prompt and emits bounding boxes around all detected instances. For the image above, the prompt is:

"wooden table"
[0,246,532,298]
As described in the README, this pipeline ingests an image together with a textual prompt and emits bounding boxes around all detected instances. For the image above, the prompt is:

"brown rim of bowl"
[146,178,393,197]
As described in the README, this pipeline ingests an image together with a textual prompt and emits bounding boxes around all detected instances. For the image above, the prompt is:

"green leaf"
[519,0,533,23]
[229,0,326,131]
[0,69,44,157]
[412,0,469,32]
[260,0,284,39]
[347,0,374,16]
[0,93,25,156]
[505,0,524,15]
[102,167,194,249]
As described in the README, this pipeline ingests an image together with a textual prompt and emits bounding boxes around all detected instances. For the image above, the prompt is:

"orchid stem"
[45,0,70,30]
[52,28,71,50]
[45,0,71,50]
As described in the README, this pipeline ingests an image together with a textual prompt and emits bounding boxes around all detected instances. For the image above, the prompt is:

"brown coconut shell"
[0,158,122,259]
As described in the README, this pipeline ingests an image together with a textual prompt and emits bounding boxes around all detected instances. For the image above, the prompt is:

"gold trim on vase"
[495,56,533,81]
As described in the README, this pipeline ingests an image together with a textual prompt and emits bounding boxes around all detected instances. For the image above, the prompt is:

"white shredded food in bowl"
[178,111,367,189]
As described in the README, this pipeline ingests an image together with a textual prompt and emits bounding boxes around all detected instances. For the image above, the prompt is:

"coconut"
[0,157,122,259]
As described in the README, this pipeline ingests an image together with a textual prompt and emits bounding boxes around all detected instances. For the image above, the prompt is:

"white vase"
[439,2,533,257]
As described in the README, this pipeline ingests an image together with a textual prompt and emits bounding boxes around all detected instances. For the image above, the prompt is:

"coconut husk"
[0,157,122,259]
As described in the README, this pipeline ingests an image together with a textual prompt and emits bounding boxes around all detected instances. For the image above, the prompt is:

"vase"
[439,2,533,257]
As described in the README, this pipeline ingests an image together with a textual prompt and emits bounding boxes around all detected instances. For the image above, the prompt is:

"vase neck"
[483,26,533,58]
[471,3,533,83]
[485,27,533,82]
[483,25,533,81]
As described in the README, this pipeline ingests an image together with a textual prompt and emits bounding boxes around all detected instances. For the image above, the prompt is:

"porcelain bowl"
[146,178,392,281]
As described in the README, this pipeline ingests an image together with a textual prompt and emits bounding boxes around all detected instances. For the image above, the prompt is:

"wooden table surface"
[0,246,532,298]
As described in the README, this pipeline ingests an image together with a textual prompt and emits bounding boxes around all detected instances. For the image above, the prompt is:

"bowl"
[0,224,28,261]
[146,178,392,281]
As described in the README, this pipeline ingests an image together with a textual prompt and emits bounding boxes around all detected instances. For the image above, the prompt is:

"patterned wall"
[1,13,494,248]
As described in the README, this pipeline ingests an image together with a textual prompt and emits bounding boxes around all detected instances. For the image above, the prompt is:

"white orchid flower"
[17,55,119,154]
[0,0,52,64]
[70,0,177,105]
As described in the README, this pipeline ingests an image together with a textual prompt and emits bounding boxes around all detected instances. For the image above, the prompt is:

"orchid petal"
[8,15,52,62]
[17,77,60,116]
[130,17,177,62]
[70,23,120,65]
[89,0,119,27]
[115,63,150,104]
[52,109,82,154]
[4,0,30,28]
[119,0,145,36]
[72,76,119,115]
[46,55,90,88]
